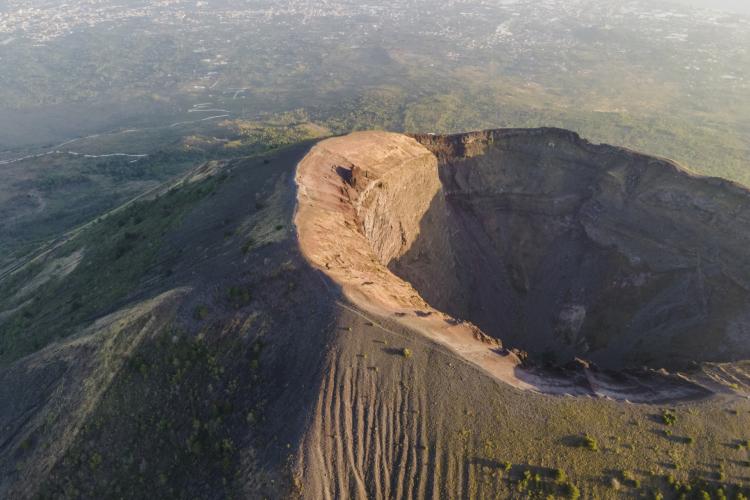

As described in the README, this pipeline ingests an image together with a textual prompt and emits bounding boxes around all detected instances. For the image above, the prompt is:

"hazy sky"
[669,0,750,15]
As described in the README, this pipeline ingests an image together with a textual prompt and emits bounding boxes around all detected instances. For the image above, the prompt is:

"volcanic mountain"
[2,129,750,499]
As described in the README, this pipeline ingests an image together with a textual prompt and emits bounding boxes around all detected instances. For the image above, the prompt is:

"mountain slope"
[2,130,750,499]
[1,143,337,498]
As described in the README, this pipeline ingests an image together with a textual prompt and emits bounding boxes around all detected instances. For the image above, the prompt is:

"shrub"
[401,348,412,359]
[562,482,580,499]
[227,286,251,308]
[661,410,677,426]
[554,468,567,483]
[193,305,209,320]
[581,434,598,451]
[241,239,254,254]
[89,452,102,470]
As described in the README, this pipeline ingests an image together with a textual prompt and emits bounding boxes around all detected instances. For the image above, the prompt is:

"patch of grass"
[241,238,254,254]
[227,285,252,309]
[554,468,567,483]
[661,409,677,426]
[194,305,209,321]
[562,481,580,499]
[37,330,266,498]
[581,434,599,452]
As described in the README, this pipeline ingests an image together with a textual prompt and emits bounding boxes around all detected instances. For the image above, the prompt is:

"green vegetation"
[227,286,252,309]
[241,239,254,254]
[0,115,326,269]
[320,84,750,187]
[452,383,750,499]
[662,410,677,426]
[0,148,201,267]
[562,481,581,499]
[0,172,226,366]
[219,111,330,147]
[193,305,209,321]
[554,468,567,483]
[581,434,599,452]
[37,330,267,498]
[401,348,412,359]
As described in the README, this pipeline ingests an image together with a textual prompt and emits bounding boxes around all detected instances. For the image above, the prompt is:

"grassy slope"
[302,304,750,499]
[1,141,341,499]
[0,116,331,270]
[0,170,225,365]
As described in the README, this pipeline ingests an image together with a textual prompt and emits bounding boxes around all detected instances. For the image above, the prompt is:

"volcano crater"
[297,129,750,372]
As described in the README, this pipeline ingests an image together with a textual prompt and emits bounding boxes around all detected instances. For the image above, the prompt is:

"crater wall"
[296,129,750,371]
